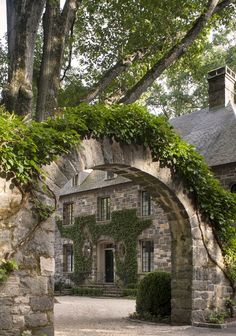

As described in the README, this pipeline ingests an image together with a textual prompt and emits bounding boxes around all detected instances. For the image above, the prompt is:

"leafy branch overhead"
[2,0,236,120]
[0,104,235,280]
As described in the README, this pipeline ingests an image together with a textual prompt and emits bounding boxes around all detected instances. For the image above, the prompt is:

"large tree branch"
[119,0,233,104]
[36,0,82,121]
[79,49,147,103]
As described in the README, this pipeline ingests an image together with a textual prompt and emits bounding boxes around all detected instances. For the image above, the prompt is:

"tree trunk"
[3,0,45,116]
[36,0,80,122]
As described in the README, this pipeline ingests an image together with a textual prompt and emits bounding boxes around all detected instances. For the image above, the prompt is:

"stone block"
[1,276,20,297]
[40,257,55,276]
[0,312,13,329]
[193,298,208,310]
[12,315,25,328]
[30,296,54,312]
[25,313,48,328]
[20,276,48,296]
[11,303,31,315]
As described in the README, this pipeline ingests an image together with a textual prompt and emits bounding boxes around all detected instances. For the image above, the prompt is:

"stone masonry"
[0,137,234,335]
[55,181,171,284]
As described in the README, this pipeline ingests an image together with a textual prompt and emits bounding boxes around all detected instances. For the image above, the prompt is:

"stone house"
[55,65,236,287]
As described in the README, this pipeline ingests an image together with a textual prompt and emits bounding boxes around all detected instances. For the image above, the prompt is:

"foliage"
[0,40,8,93]
[72,286,104,296]
[0,103,235,279]
[136,271,171,318]
[71,0,235,98]
[122,288,138,297]
[146,28,236,117]
[0,259,18,283]
[58,209,151,285]
[208,311,228,324]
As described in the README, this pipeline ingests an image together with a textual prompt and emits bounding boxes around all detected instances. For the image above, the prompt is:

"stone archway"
[0,137,233,335]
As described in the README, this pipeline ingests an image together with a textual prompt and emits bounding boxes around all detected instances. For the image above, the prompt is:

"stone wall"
[212,162,236,190]
[55,180,171,284]
[0,179,55,336]
[0,137,234,334]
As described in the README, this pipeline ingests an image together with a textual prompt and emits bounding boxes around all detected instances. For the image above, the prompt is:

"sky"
[0,0,6,40]
[0,1,67,41]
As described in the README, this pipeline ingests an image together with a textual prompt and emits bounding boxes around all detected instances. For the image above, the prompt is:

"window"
[231,184,236,193]
[141,191,151,216]
[72,174,79,187]
[97,197,111,221]
[142,240,154,272]
[63,203,74,225]
[105,171,117,180]
[63,244,74,273]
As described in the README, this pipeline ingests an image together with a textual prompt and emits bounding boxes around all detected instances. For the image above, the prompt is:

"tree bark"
[3,0,46,116]
[35,0,81,122]
[119,0,232,104]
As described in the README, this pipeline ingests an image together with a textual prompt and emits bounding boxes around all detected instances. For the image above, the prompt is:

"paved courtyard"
[54,296,236,336]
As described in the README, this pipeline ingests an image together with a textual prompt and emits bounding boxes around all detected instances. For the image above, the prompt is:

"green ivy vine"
[0,258,18,283]
[58,209,151,284]
[0,103,235,280]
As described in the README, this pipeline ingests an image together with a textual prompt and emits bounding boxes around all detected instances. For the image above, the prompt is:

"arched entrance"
[0,137,233,335]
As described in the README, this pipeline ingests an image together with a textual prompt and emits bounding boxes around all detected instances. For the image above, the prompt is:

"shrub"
[72,287,104,296]
[136,271,171,318]
[122,288,138,297]
[125,283,138,289]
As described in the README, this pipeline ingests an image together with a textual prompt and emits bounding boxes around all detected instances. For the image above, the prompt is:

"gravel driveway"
[55,296,236,336]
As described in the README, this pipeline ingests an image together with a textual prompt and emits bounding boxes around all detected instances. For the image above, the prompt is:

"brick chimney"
[208,66,236,109]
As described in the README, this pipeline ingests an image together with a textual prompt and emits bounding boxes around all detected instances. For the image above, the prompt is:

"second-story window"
[63,203,74,226]
[97,197,111,221]
[141,191,151,216]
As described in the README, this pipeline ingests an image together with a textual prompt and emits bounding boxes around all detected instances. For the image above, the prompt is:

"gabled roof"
[60,170,131,197]
[170,103,236,167]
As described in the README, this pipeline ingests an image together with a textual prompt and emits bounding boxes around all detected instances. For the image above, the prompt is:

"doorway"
[105,248,114,283]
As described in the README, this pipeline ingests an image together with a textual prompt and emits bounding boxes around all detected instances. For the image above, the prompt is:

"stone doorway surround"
[97,239,115,284]
[0,137,233,335]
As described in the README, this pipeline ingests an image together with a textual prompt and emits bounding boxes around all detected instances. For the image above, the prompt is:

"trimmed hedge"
[122,288,138,297]
[72,286,104,296]
[136,271,171,318]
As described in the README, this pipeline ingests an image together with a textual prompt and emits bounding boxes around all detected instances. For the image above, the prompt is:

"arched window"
[230,184,236,193]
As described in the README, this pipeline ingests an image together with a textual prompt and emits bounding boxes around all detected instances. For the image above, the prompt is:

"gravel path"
[55,296,236,336]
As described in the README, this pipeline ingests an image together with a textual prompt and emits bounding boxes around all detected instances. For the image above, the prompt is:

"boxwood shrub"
[136,271,171,318]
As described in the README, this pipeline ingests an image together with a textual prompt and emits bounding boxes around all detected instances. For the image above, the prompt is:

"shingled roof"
[170,102,236,167]
[60,170,131,196]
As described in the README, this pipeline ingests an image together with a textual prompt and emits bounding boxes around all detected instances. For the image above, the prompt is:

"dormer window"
[105,171,117,180]
[72,174,79,187]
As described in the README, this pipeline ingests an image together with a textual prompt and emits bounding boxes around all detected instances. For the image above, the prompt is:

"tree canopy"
[1,0,236,120]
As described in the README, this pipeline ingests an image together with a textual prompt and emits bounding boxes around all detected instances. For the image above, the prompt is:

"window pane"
[98,197,111,221]
[63,203,74,225]
[142,191,151,216]
[142,241,154,272]
[63,244,74,273]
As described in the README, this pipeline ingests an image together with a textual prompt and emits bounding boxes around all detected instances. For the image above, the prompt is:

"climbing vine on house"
[57,209,152,284]
[0,104,236,281]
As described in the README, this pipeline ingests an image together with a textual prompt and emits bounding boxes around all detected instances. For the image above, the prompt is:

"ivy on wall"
[58,209,152,284]
[0,104,235,280]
